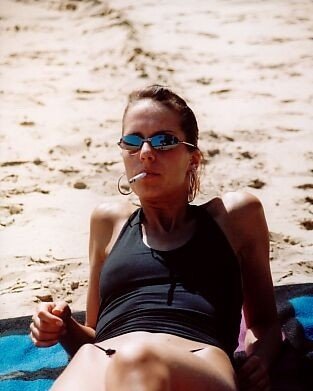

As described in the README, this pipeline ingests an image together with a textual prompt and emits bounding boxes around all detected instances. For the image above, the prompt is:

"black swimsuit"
[95,206,243,357]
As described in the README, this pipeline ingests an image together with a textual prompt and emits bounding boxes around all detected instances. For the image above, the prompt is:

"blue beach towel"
[0,284,312,390]
[0,313,84,391]
[235,283,313,391]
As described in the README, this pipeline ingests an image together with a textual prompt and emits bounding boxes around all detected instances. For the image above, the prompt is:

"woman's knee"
[113,340,169,374]
[106,341,170,390]
[117,340,160,362]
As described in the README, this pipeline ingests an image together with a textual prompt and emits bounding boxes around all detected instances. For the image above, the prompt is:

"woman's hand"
[237,354,270,391]
[30,301,71,347]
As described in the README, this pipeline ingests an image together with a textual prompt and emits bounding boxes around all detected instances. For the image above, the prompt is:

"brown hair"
[122,85,201,202]
[122,84,199,149]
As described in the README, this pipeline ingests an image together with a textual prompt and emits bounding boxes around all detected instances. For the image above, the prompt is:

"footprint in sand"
[237,151,255,160]
[304,196,313,205]
[296,183,313,190]
[276,260,313,283]
[73,181,87,189]
[297,261,313,274]
[0,203,24,227]
[19,120,35,126]
[299,220,313,231]
[295,184,313,230]
[247,178,266,189]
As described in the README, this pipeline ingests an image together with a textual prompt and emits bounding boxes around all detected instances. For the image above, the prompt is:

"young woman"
[30,85,282,391]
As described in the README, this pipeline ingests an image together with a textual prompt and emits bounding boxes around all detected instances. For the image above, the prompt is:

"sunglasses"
[118,134,196,152]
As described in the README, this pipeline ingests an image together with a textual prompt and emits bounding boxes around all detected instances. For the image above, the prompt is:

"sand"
[0,0,312,319]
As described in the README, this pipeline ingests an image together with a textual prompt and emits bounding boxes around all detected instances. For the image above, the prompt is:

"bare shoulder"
[89,200,137,264]
[90,199,136,225]
[203,190,265,221]
[201,191,268,255]
[222,190,265,219]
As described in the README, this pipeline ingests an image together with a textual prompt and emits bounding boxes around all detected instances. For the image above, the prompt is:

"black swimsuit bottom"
[93,344,204,357]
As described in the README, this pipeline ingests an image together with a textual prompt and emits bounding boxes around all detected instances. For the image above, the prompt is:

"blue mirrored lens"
[120,134,179,150]
[122,135,143,148]
[150,134,178,148]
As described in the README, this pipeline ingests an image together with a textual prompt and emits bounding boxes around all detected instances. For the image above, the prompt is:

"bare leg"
[105,341,237,391]
[50,344,111,391]
[105,341,170,391]
[51,341,237,391]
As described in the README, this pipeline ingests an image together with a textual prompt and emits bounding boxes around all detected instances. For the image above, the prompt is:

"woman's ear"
[189,149,201,170]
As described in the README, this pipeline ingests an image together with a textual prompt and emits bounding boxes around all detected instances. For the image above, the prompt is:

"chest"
[99,218,241,306]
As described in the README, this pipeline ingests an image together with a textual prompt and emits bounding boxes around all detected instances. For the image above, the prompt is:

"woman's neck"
[139,204,196,251]
[140,202,192,233]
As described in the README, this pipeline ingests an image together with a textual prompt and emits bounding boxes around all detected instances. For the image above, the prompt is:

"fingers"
[29,330,59,347]
[241,354,267,377]
[30,301,68,347]
[51,300,71,320]
[33,304,64,330]
[30,316,65,337]
[30,322,61,347]
[239,376,270,391]
[238,355,270,391]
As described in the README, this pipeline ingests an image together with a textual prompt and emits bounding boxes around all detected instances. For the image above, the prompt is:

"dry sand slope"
[0,0,312,318]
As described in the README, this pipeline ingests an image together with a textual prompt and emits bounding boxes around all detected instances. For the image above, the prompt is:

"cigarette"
[129,172,147,184]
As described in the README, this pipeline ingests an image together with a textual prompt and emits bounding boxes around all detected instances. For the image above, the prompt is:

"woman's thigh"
[50,344,112,391]
[103,341,237,391]
[50,341,237,391]
[152,342,237,391]
[191,346,237,390]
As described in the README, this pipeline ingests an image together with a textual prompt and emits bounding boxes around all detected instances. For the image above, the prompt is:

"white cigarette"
[129,172,147,184]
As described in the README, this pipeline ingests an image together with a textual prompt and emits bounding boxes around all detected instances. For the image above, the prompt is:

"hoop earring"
[188,167,199,203]
[118,173,132,195]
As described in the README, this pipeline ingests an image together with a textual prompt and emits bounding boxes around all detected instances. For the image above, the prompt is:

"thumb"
[51,301,71,320]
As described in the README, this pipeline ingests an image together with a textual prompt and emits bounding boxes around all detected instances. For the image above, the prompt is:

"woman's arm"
[50,205,116,356]
[30,300,96,357]
[58,311,96,357]
[221,192,282,390]
[61,202,135,356]
[237,193,282,362]
[85,202,135,327]
[31,203,124,357]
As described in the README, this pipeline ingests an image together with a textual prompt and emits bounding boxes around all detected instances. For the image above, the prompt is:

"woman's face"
[121,99,199,202]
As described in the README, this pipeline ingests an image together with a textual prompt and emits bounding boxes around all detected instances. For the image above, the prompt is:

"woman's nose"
[139,141,155,161]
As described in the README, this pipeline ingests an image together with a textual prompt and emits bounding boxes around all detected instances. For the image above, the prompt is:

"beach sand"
[0,0,312,319]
